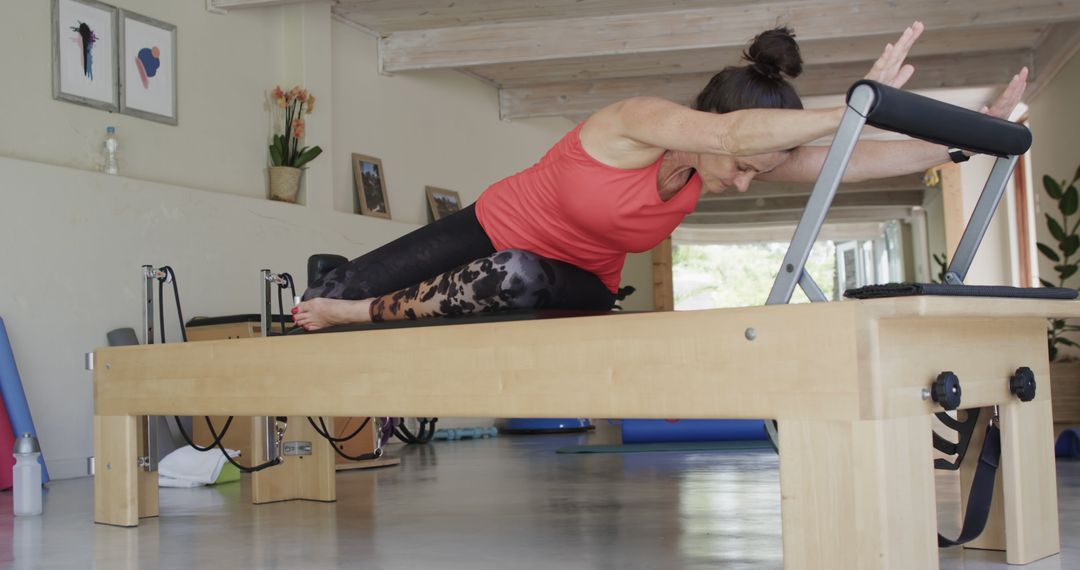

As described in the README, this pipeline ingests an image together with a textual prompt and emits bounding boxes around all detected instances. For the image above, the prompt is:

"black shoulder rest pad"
[846,80,1031,157]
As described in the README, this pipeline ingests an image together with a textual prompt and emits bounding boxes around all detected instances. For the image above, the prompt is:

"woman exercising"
[293,21,1027,331]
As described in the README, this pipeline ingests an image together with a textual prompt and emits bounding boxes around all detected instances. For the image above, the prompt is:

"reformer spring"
[153,267,285,473]
[272,272,296,336]
[306,417,385,461]
[393,417,438,444]
[171,416,284,473]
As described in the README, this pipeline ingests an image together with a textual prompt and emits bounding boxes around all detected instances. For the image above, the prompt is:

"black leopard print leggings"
[302,204,615,321]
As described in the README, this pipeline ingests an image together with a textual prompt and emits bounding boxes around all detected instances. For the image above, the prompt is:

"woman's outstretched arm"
[760,67,1029,184]
[580,22,926,170]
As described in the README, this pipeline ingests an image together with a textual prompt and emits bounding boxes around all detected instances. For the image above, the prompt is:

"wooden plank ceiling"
[217,0,1080,226]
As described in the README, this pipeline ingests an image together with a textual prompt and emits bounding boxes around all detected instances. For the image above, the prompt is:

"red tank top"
[476,123,702,292]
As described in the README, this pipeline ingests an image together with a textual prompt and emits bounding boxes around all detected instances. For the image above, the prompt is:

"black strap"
[938,423,1001,547]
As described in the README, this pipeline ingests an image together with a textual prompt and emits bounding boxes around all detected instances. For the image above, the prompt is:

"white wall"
[0,0,282,197]
[1029,51,1080,289]
[0,2,604,478]
[959,155,1016,286]
[328,20,571,220]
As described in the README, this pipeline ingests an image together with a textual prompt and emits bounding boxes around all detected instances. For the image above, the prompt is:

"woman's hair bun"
[744,26,803,80]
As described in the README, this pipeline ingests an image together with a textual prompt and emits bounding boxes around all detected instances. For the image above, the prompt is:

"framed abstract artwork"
[119,10,177,125]
[52,0,119,112]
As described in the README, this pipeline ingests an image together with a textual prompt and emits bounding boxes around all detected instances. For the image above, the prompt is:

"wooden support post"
[999,399,1060,565]
[779,416,938,570]
[137,416,159,519]
[652,238,673,311]
[937,163,965,262]
[251,415,336,504]
[93,415,140,527]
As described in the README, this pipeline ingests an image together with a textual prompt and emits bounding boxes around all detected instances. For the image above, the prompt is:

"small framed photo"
[352,153,392,219]
[425,186,463,221]
[52,0,119,112]
[119,10,177,125]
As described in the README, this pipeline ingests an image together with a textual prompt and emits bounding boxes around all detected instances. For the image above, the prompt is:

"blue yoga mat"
[621,419,767,444]
[0,317,49,483]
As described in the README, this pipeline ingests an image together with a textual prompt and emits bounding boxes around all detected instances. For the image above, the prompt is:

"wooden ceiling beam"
[699,175,926,201]
[693,189,925,214]
[1029,22,1080,101]
[500,51,1032,119]
[210,0,323,10]
[683,206,918,225]
[379,0,1080,72]
[470,25,1045,87]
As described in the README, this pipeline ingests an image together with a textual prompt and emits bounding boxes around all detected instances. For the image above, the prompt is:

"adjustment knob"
[931,371,962,411]
[1009,367,1037,402]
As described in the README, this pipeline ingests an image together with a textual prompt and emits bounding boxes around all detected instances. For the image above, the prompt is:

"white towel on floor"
[158,445,240,487]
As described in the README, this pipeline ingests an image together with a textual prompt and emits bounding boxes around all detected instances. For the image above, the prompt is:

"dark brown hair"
[693,26,804,113]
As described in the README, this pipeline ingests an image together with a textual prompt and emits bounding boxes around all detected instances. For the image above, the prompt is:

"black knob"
[1009,367,1037,402]
[932,372,962,410]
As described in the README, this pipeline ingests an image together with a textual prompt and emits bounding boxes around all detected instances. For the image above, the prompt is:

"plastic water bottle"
[103,126,119,175]
[13,433,42,516]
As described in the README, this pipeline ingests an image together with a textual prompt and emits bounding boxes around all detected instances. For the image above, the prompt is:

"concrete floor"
[0,432,1076,569]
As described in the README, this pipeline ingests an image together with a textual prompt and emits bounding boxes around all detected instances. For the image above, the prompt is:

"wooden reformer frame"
[90,82,1075,569]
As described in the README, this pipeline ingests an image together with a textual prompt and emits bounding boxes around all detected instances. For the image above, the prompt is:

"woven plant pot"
[268,166,303,203]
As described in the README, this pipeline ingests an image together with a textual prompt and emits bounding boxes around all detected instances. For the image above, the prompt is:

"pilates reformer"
[88,81,1080,569]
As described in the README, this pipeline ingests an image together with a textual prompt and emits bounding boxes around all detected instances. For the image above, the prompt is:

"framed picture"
[352,154,392,219]
[119,10,177,125]
[52,0,119,112]
[425,186,462,221]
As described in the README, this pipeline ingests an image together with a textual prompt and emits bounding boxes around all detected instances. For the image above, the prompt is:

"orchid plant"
[269,86,322,169]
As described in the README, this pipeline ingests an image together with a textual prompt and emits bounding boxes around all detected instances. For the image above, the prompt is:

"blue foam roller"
[1056,428,1080,458]
[0,317,49,483]
[621,419,767,444]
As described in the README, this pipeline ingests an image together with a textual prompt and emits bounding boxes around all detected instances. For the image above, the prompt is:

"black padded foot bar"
[843,283,1078,300]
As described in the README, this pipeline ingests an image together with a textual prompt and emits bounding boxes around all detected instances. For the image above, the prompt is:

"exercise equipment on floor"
[497,418,591,434]
[620,419,767,443]
[0,317,48,484]
[0,384,14,490]
[433,427,498,441]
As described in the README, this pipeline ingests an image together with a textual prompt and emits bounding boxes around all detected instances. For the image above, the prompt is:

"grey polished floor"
[0,432,1077,569]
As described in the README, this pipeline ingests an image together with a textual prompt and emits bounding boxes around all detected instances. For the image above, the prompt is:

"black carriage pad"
[846,80,1031,157]
[287,309,626,335]
[843,282,1078,300]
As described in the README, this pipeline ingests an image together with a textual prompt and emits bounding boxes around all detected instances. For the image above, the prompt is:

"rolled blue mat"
[1056,428,1080,459]
[621,419,767,444]
[0,317,49,483]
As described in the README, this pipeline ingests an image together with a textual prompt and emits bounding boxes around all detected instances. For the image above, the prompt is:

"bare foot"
[292,298,373,331]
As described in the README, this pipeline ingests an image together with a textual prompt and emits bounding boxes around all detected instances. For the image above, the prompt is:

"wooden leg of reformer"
[251,415,336,505]
[779,415,938,570]
[137,416,159,519]
[999,399,1060,565]
[93,415,140,527]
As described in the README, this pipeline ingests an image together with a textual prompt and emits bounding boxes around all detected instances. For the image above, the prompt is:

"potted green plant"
[1037,166,1080,360]
[1037,164,1080,433]
[268,86,323,203]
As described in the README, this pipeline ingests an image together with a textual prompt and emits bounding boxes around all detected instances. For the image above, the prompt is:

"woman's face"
[696,151,790,194]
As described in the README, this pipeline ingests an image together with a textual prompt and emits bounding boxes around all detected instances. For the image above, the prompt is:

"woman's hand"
[863,21,924,88]
[979,67,1028,120]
